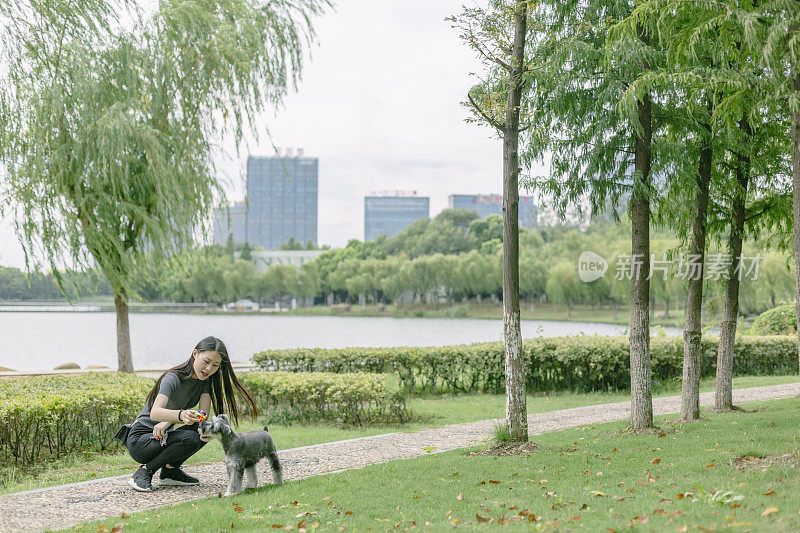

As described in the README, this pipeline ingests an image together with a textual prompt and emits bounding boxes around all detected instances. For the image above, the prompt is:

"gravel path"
[1,383,798,532]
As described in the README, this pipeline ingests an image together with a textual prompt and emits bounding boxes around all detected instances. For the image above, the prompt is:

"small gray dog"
[198,414,283,496]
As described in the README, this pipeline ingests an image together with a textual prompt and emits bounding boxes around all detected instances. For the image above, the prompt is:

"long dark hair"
[145,336,259,425]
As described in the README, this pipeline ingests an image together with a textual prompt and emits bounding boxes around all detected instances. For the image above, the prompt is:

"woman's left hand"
[153,421,170,440]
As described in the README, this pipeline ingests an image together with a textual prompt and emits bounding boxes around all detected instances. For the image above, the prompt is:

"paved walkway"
[1,383,798,532]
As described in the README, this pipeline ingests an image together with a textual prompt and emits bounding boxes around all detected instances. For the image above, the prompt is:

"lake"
[0,312,683,372]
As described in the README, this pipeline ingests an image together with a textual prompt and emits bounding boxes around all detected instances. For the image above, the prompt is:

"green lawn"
[2,374,796,496]
[80,395,800,532]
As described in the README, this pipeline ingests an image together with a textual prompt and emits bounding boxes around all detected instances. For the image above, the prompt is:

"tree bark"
[680,96,713,421]
[503,0,528,443]
[792,46,800,378]
[115,290,134,373]
[715,116,751,411]
[629,23,654,430]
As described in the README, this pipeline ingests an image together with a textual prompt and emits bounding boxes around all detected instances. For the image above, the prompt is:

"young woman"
[126,336,259,491]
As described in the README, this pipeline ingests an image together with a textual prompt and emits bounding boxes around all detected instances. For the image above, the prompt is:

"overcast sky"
[0,0,548,269]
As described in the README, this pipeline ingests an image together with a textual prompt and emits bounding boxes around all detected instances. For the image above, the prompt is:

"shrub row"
[239,371,408,425]
[0,373,152,466]
[252,335,799,394]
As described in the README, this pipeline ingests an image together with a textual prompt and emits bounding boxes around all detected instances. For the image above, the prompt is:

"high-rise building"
[448,194,538,228]
[246,155,318,250]
[212,201,247,245]
[364,193,429,241]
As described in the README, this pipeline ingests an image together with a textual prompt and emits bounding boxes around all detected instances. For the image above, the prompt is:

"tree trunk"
[629,24,654,430]
[715,117,751,411]
[680,97,713,421]
[503,0,528,443]
[792,47,800,377]
[115,291,134,373]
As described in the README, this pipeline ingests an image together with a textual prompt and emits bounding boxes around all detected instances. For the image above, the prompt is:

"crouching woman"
[125,336,259,491]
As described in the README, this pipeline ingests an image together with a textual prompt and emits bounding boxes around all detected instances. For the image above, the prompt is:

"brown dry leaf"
[344,511,354,516]
[764,490,775,496]
[110,528,123,533]
[633,515,650,524]
[450,517,461,525]
[476,514,492,523]
[457,491,462,501]
[678,526,688,532]
[570,515,581,522]
[297,520,307,529]
[591,490,607,497]
[488,480,501,484]
[497,517,510,525]
[271,526,283,530]
[120,513,130,520]
[337,527,346,532]
[705,464,716,469]
[762,507,778,516]
[651,458,661,464]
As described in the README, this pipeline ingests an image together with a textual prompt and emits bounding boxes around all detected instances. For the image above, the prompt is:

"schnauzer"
[198,414,283,496]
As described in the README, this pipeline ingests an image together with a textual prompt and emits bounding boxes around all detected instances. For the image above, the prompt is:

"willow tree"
[450,0,532,442]
[0,0,327,372]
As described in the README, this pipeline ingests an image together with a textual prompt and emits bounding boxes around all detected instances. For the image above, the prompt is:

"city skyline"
[0,0,549,268]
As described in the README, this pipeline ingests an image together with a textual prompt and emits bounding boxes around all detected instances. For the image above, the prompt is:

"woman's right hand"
[179,410,200,424]
[153,421,170,440]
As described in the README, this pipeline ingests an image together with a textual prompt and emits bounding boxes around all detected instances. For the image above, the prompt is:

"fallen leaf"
[632,515,649,524]
[488,480,501,484]
[678,526,688,532]
[297,520,307,529]
[450,518,461,525]
[476,514,492,523]
[762,507,778,516]
[457,491,462,501]
[120,513,129,520]
[344,511,354,516]
[110,528,123,533]
[651,458,661,464]
[765,490,775,496]
[590,491,607,497]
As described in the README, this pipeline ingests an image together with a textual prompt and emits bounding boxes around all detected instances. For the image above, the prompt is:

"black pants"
[126,421,207,472]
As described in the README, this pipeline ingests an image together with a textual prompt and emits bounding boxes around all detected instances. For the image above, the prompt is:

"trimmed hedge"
[0,373,152,466]
[239,371,408,425]
[252,335,799,394]
[749,305,797,335]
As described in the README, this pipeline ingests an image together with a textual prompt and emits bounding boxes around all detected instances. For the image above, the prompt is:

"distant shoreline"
[0,301,732,330]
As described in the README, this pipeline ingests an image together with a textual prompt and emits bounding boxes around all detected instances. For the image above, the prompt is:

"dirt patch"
[730,451,800,471]
[467,442,540,456]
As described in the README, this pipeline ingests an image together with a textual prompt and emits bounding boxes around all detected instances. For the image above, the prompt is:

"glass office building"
[448,194,538,228]
[364,195,429,241]
[246,156,318,250]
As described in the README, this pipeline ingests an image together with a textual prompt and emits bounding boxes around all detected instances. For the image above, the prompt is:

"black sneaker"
[159,466,199,486]
[128,465,155,492]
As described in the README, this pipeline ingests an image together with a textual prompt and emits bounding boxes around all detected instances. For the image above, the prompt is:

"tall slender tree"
[524,0,663,429]
[451,0,531,441]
